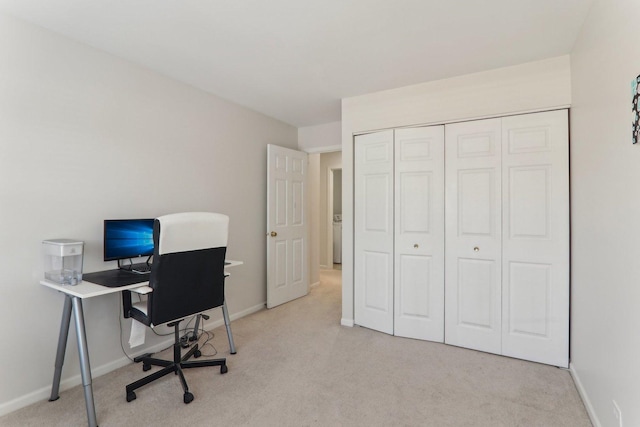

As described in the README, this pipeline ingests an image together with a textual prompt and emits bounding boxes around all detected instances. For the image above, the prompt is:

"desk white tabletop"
[225,259,243,268]
[40,279,146,299]
[40,259,243,299]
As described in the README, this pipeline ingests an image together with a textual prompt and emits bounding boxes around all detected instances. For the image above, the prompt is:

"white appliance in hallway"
[333,214,342,264]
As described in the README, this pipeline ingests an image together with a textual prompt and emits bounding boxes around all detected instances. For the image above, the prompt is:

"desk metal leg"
[71,297,98,427]
[49,295,73,401]
[222,301,236,354]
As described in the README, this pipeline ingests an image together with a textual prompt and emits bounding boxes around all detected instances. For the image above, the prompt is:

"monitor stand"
[118,257,152,275]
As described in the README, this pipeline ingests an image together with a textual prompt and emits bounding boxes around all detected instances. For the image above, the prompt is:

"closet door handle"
[413,244,419,248]
[473,247,479,252]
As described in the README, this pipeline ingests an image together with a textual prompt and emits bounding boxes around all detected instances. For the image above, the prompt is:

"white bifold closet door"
[354,130,395,334]
[394,127,445,341]
[355,110,568,367]
[500,111,569,367]
[354,127,445,341]
[445,110,569,367]
[444,118,503,354]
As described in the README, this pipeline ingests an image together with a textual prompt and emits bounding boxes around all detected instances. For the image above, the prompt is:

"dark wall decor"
[633,74,640,144]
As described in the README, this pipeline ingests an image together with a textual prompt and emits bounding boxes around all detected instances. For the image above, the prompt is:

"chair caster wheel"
[184,392,194,404]
[220,364,228,374]
[142,364,151,372]
[126,391,136,402]
[194,349,202,358]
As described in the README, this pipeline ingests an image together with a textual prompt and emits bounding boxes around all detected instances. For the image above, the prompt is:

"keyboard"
[83,269,150,287]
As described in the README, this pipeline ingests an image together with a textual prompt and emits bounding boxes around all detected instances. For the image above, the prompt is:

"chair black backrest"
[147,212,228,326]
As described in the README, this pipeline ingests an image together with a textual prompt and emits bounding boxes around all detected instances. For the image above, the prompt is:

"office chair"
[122,212,229,404]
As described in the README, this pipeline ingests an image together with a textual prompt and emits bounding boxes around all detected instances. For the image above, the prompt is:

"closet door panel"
[458,258,496,329]
[394,127,445,341]
[354,130,395,334]
[459,168,495,234]
[501,110,569,367]
[445,119,502,354]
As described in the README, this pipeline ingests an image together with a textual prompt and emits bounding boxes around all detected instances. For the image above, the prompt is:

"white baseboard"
[310,281,321,288]
[0,302,266,418]
[0,384,56,418]
[201,302,265,331]
[0,337,173,417]
[341,318,354,327]
[569,362,601,427]
[0,383,60,418]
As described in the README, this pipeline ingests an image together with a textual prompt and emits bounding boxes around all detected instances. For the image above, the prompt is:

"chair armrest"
[122,286,153,318]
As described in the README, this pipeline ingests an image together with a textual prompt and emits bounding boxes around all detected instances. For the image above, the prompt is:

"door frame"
[327,167,342,268]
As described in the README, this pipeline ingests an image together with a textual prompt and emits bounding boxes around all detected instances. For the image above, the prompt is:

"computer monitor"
[103,219,155,266]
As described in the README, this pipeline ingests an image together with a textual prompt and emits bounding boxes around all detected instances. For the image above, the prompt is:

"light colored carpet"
[0,269,591,426]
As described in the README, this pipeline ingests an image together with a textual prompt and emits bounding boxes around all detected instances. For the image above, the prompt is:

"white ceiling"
[0,0,593,127]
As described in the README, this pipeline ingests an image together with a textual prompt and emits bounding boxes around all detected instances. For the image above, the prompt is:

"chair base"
[125,320,227,404]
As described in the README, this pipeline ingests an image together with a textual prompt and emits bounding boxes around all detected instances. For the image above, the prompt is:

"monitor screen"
[104,219,155,261]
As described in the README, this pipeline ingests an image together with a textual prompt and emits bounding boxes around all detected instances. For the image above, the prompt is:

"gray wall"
[0,13,297,413]
[308,153,321,285]
[570,0,640,425]
[333,169,342,215]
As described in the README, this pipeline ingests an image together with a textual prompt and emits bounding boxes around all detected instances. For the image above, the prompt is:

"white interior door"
[267,144,309,308]
[394,127,445,341]
[354,130,394,334]
[445,118,502,355]
[501,110,569,367]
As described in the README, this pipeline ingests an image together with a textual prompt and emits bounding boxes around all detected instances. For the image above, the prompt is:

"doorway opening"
[315,151,343,272]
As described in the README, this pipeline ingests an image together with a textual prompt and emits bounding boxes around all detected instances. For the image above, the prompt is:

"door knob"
[270,231,277,237]
[473,247,479,252]
[413,244,419,248]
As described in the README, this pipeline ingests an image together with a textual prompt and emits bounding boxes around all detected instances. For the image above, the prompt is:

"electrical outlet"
[612,400,622,427]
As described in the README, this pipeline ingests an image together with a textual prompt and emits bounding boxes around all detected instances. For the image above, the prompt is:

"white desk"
[42,260,242,427]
